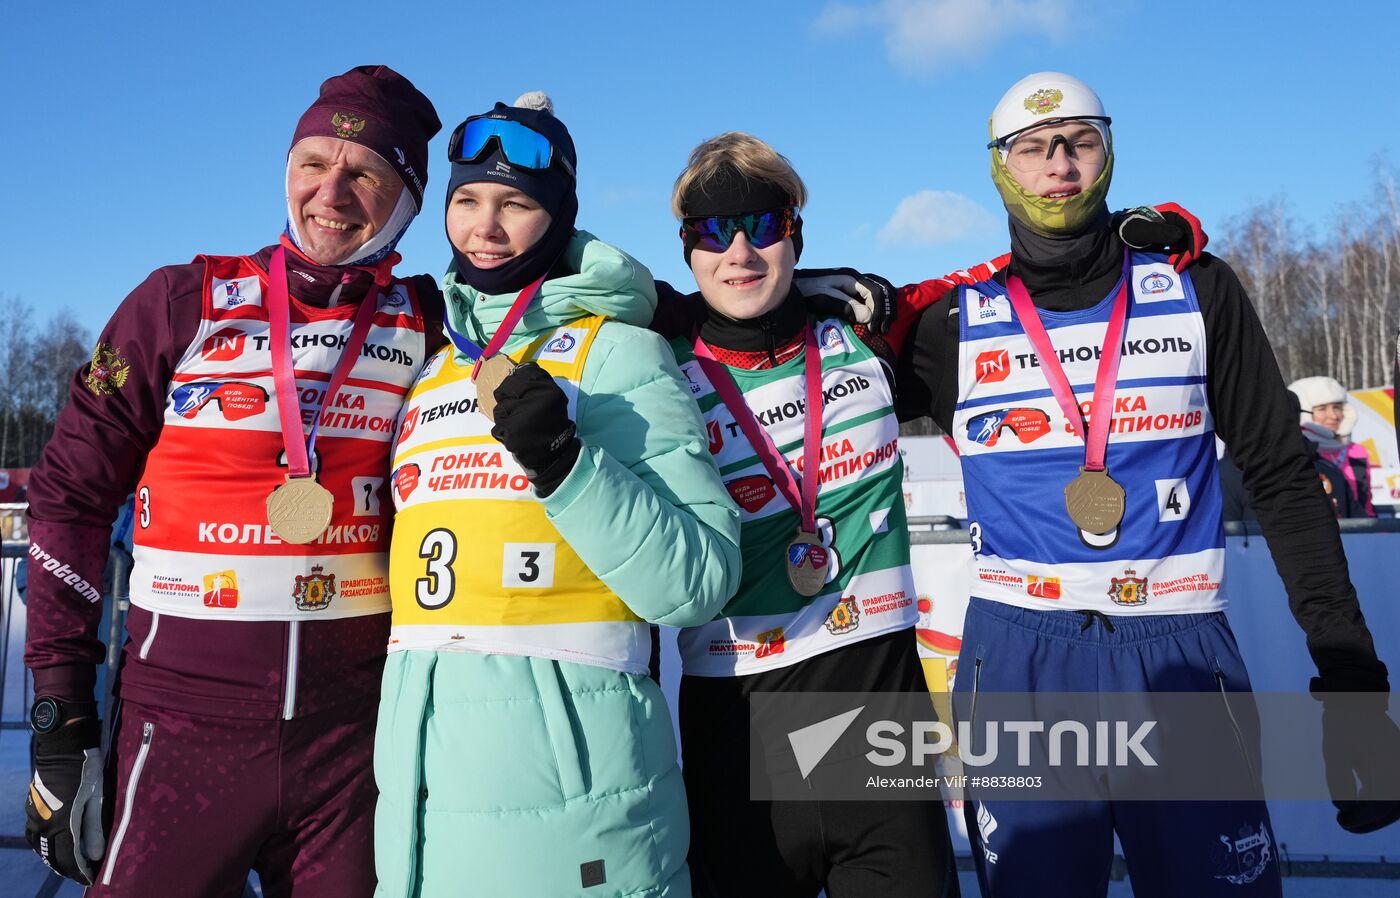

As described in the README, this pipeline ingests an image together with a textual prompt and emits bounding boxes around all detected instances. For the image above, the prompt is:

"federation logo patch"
[969,291,1012,326]
[85,343,131,396]
[1024,88,1064,116]
[293,565,337,611]
[331,111,366,139]
[1140,272,1174,295]
[1108,569,1148,606]
[681,363,706,396]
[212,276,263,311]
[824,595,860,635]
[202,570,240,608]
[543,332,577,354]
[819,324,847,352]
[1132,263,1186,303]
[382,287,407,309]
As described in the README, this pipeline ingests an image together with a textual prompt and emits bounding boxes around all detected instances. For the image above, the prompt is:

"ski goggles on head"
[447,116,575,179]
[966,407,1053,448]
[680,207,798,254]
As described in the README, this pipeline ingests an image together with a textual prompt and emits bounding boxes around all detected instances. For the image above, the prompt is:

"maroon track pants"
[89,697,377,897]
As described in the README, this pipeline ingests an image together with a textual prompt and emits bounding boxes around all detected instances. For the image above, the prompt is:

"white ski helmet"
[988,72,1110,152]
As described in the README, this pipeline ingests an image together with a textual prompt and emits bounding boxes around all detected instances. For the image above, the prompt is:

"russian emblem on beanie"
[291,65,441,209]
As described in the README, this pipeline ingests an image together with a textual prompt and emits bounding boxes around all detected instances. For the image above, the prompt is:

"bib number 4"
[1155,478,1192,522]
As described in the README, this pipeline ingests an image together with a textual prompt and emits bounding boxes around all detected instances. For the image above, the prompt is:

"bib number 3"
[503,543,556,589]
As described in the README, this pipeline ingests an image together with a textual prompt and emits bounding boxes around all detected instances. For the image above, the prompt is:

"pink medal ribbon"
[694,325,832,595]
[441,274,547,376]
[441,274,548,421]
[1002,250,1132,542]
[267,245,384,478]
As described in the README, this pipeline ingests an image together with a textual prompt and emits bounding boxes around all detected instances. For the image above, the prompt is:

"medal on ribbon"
[443,276,547,422]
[264,245,384,544]
[472,354,518,422]
[1003,250,1133,549]
[694,325,831,597]
[266,475,335,545]
[786,529,831,597]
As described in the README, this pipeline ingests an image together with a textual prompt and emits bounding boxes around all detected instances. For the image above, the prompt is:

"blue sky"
[4,0,1397,326]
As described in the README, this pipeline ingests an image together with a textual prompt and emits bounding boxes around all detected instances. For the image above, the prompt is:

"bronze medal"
[473,353,518,422]
[266,475,334,544]
[1063,466,1126,535]
[786,529,831,597]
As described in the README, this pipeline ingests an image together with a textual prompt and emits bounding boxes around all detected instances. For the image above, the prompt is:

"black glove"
[25,715,105,884]
[792,268,896,334]
[1312,678,1400,834]
[1114,202,1208,273]
[490,361,581,498]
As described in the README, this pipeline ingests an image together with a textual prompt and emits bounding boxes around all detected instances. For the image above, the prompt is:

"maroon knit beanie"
[290,65,441,209]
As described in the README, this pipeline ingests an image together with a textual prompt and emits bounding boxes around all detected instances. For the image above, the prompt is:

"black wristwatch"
[29,697,97,735]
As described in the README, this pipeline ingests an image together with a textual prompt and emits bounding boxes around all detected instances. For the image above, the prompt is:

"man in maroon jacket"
[22,65,443,896]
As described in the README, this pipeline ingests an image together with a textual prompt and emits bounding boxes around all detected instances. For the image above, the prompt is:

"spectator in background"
[1289,376,1375,517]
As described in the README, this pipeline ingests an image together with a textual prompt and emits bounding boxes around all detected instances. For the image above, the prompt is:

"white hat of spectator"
[1288,376,1356,438]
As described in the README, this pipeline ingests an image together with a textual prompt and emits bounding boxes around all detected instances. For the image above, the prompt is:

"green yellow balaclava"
[988,72,1114,237]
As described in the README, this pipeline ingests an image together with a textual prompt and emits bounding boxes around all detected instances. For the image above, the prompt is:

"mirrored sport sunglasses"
[680,207,798,254]
[448,116,575,179]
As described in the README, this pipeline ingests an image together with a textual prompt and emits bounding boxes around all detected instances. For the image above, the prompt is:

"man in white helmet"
[888,72,1398,896]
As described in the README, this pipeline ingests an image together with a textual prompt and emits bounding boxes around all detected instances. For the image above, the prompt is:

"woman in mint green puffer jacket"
[374,95,740,898]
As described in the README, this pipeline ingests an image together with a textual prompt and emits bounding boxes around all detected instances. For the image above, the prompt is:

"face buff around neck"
[990,127,1115,238]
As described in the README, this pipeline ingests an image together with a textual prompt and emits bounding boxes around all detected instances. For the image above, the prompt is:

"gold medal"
[1064,467,1126,535]
[266,475,334,544]
[473,353,518,422]
[786,529,831,597]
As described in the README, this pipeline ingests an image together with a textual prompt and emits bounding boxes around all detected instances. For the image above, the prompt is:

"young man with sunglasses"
[654,129,1215,897]
[892,72,1397,897]
[21,66,443,895]
[375,95,740,898]
[661,131,961,898]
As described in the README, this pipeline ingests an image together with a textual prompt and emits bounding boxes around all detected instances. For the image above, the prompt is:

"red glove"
[1155,202,1207,271]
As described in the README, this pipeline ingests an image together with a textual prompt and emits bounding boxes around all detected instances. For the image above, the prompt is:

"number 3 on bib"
[503,543,556,589]
[416,528,457,609]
